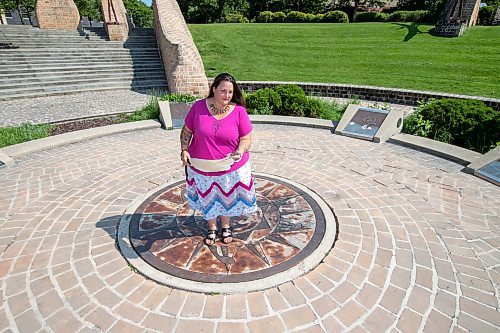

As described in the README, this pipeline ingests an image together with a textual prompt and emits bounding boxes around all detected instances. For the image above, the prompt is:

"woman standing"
[180,73,257,246]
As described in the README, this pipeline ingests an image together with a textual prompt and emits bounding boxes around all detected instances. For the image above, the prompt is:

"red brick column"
[100,0,129,41]
[153,0,208,96]
[35,0,80,30]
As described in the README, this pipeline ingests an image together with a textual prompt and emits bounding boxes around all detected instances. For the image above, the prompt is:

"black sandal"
[204,229,217,246]
[221,227,233,244]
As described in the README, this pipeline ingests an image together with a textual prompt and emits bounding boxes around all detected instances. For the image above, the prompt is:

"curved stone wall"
[36,0,80,30]
[153,0,208,96]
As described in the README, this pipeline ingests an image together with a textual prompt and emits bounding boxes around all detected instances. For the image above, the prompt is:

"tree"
[0,0,35,25]
[74,0,102,25]
[123,0,153,27]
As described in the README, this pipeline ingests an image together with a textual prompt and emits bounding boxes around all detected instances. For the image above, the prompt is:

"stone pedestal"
[36,0,80,30]
[153,0,208,96]
[100,0,129,41]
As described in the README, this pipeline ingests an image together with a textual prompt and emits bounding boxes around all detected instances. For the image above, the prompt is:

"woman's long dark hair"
[207,73,246,107]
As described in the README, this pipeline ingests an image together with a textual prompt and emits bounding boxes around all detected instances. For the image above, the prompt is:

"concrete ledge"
[0,150,15,167]
[1,120,161,158]
[388,133,481,166]
[464,146,499,186]
[249,115,335,130]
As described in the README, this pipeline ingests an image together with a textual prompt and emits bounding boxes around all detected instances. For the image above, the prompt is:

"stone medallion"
[117,173,337,293]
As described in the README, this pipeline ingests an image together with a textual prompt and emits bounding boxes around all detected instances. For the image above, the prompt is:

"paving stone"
[202,295,224,319]
[142,312,176,332]
[180,293,205,317]
[281,305,317,330]
[265,288,290,312]
[380,284,407,315]
[396,308,422,333]
[311,294,338,317]
[217,322,247,333]
[247,315,286,333]
[247,291,269,317]
[226,294,248,320]
[176,319,214,333]
[277,282,305,307]
[334,300,365,327]
[423,309,453,333]
[46,308,84,333]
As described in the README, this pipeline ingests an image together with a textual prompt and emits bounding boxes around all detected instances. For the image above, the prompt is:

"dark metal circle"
[129,175,326,283]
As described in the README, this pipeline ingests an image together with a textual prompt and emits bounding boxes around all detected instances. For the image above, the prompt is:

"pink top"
[185,99,253,176]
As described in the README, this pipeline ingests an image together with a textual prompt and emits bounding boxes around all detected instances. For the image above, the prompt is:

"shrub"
[304,13,317,22]
[404,99,500,153]
[286,11,308,23]
[274,84,307,117]
[256,11,273,23]
[387,10,431,23]
[125,96,159,122]
[322,11,349,23]
[225,13,249,23]
[160,93,197,103]
[402,112,433,138]
[355,11,388,22]
[272,11,286,23]
[478,6,497,25]
[314,98,347,121]
[246,88,282,115]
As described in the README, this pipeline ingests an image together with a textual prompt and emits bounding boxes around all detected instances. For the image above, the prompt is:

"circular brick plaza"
[0,121,499,332]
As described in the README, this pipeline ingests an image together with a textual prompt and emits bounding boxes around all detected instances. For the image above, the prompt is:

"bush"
[256,11,273,23]
[225,13,249,23]
[478,6,497,25]
[355,11,388,22]
[304,13,317,22]
[274,84,307,117]
[404,99,500,153]
[159,93,197,103]
[125,96,159,122]
[322,11,349,23]
[286,11,308,23]
[272,11,286,23]
[314,98,346,121]
[246,88,282,115]
[387,10,431,23]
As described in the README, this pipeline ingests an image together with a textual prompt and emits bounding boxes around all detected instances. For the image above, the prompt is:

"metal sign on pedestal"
[335,104,403,143]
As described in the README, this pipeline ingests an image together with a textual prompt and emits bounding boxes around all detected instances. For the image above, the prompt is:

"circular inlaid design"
[117,173,337,293]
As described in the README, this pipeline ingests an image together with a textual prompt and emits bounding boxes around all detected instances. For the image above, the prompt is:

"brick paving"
[0,125,499,332]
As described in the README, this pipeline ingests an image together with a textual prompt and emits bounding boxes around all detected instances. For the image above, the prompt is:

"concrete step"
[0,61,163,71]
[0,49,160,55]
[0,58,162,66]
[0,63,164,74]
[0,80,168,100]
[0,73,167,89]
[0,67,164,78]
[0,54,160,61]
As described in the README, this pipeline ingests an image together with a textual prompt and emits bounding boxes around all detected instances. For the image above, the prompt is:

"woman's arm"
[231,132,252,161]
[180,125,192,166]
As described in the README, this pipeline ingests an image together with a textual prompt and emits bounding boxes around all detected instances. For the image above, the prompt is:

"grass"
[189,22,500,98]
[0,123,52,148]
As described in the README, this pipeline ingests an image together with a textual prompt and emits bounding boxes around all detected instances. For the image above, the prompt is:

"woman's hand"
[181,150,191,166]
[229,151,242,162]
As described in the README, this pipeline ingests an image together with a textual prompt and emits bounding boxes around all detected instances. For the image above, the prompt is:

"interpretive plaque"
[476,160,500,186]
[342,107,389,140]
[335,104,403,143]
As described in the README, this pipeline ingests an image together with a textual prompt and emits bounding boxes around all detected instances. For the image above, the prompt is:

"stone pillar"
[466,0,481,26]
[36,0,80,30]
[101,0,129,41]
[153,0,208,96]
[0,9,7,25]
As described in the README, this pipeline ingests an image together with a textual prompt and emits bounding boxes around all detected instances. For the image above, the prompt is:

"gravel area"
[0,89,163,127]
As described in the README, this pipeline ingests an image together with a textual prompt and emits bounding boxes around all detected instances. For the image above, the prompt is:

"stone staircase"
[0,25,168,100]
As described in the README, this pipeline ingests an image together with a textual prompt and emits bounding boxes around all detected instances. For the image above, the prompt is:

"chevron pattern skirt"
[185,161,257,220]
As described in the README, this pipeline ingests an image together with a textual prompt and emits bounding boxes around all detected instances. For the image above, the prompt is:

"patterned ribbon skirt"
[185,161,257,220]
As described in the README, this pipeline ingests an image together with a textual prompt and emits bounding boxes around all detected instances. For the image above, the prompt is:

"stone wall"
[153,0,208,96]
[237,81,500,111]
[35,0,79,30]
[100,0,129,41]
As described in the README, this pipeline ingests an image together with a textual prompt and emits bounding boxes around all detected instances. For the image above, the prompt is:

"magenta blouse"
[184,99,253,176]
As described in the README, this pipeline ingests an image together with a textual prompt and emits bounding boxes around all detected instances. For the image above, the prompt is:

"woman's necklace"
[209,102,230,116]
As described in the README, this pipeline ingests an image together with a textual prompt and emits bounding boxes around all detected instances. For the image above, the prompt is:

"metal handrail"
[107,0,119,25]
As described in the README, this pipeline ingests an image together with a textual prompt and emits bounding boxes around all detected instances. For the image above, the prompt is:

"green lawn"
[189,23,500,98]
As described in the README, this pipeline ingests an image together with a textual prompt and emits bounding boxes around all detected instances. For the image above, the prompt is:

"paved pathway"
[0,90,160,127]
[0,124,498,332]
[0,90,414,128]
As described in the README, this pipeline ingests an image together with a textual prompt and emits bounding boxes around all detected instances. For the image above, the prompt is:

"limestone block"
[153,0,208,96]
[100,0,129,41]
[36,0,80,30]
[0,9,7,25]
